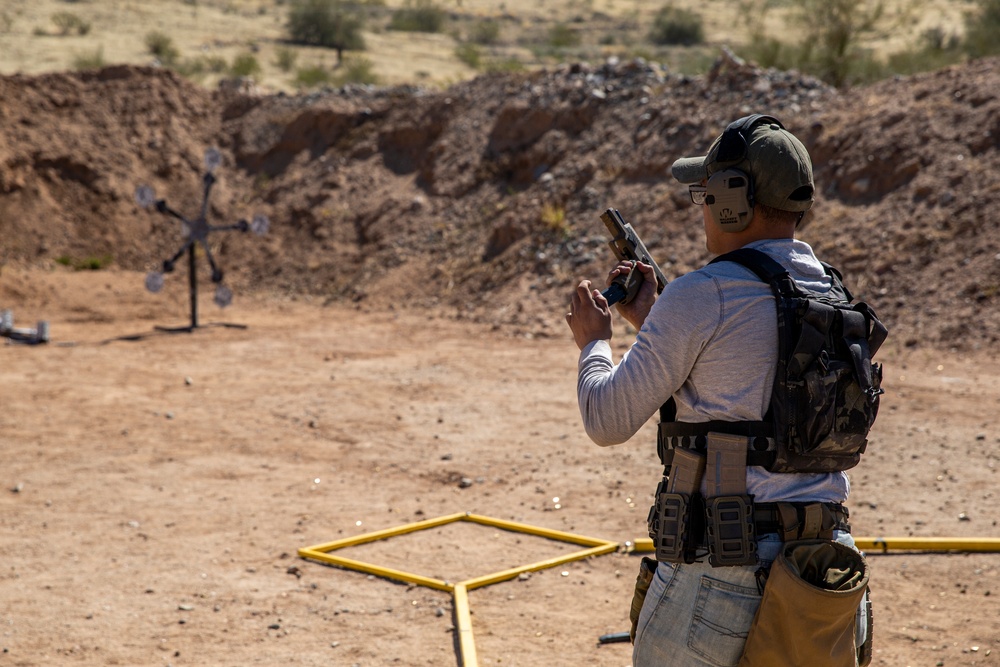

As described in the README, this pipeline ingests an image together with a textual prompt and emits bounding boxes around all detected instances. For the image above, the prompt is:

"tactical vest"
[657,248,888,474]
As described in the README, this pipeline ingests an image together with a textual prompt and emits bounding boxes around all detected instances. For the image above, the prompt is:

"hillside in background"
[1,53,999,350]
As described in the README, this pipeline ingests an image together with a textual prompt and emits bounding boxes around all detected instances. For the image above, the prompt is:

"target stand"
[135,147,268,334]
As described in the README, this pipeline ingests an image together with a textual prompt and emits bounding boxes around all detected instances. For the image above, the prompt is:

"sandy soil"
[2,265,999,667]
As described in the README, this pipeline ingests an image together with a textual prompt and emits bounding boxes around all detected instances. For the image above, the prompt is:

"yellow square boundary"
[298,512,619,667]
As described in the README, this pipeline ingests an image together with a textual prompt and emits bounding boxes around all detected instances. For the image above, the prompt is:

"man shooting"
[566,115,884,666]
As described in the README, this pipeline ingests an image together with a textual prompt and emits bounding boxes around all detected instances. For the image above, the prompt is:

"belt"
[657,421,777,468]
[753,501,851,541]
[686,501,851,549]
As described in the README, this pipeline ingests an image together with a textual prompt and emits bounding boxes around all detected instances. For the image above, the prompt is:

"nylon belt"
[684,502,851,548]
[658,420,776,468]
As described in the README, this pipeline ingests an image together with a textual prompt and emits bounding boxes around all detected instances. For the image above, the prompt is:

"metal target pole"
[188,241,198,329]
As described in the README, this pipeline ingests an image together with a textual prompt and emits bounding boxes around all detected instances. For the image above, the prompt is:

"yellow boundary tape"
[630,536,1000,554]
[299,513,1000,667]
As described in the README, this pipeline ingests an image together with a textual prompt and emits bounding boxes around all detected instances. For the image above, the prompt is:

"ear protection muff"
[705,114,784,233]
[706,168,754,232]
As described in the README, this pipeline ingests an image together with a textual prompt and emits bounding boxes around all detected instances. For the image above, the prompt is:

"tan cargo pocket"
[629,557,658,644]
[738,539,869,667]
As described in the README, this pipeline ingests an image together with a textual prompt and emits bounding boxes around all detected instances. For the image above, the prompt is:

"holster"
[738,539,870,667]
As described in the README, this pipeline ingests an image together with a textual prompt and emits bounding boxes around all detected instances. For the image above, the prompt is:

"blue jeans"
[633,531,867,667]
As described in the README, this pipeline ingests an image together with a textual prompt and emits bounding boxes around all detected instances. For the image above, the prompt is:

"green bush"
[739,35,790,70]
[175,57,206,78]
[648,5,703,46]
[145,30,180,66]
[389,0,445,33]
[55,254,113,271]
[229,52,262,78]
[72,47,106,70]
[274,45,299,72]
[882,27,963,78]
[484,56,525,73]
[295,64,333,87]
[794,0,885,87]
[287,0,365,62]
[965,0,1000,57]
[469,18,500,45]
[455,42,481,68]
[205,55,228,73]
[174,54,230,79]
[51,11,91,36]
[736,0,891,87]
[334,55,379,84]
[547,23,580,48]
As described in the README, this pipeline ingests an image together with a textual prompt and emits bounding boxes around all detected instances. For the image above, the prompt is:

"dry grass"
[0,0,971,91]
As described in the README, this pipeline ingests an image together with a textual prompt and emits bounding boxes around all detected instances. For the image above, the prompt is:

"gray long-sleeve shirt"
[577,237,849,504]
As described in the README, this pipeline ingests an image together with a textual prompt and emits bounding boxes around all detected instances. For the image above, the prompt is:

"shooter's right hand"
[608,260,657,330]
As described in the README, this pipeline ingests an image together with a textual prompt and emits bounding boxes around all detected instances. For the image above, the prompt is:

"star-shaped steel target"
[135,148,268,332]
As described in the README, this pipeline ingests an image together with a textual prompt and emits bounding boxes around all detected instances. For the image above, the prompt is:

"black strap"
[658,421,776,468]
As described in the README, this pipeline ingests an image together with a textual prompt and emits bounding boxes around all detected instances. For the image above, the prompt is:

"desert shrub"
[295,64,333,87]
[484,56,525,73]
[455,42,481,68]
[229,52,262,78]
[55,254,113,271]
[389,0,445,33]
[469,18,500,45]
[274,45,298,71]
[547,23,580,48]
[964,0,1000,57]
[51,11,91,36]
[334,55,379,84]
[72,47,106,70]
[793,0,887,87]
[648,5,703,46]
[175,58,206,78]
[739,34,791,70]
[145,30,180,66]
[205,55,228,72]
[176,54,230,78]
[736,0,892,87]
[286,0,365,62]
[883,27,963,77]
[540,203,569,236]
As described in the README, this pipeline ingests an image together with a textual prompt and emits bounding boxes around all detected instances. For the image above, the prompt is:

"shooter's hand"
[608,260,657,330]
[566,279,613,351]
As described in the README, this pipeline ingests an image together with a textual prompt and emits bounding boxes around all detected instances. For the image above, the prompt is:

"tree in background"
[795,0,884,87]
[736,0,887,87]
[287,0,366,65]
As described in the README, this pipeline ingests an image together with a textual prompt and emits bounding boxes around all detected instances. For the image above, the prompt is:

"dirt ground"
[2,265,1000,667]
[2,35,1000,667]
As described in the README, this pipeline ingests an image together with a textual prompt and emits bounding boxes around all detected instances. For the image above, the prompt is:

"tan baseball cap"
[671,117,814,213]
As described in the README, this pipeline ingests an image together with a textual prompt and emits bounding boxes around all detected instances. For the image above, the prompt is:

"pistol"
[599,208,669,306]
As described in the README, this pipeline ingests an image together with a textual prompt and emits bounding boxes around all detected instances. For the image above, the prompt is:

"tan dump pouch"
[738,539,869,667]
[628,557,658,644]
